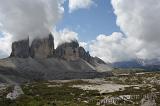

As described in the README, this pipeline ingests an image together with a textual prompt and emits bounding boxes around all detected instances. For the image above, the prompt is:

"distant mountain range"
[112,59,160,71]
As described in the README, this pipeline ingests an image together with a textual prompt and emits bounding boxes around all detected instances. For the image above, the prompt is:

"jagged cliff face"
[10,34,92,61]
[9,33,107,67]
[10,34,54,59]
[10,38,30,58]
[9,34,95,63]
[0,34,111,83]
[30,34,54,58]
[55,41,80,61]
[55,41,93,62]
[78,47,92,63]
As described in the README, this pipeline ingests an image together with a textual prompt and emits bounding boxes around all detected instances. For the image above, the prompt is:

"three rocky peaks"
[0,33,111,83]
[10,33,99,64]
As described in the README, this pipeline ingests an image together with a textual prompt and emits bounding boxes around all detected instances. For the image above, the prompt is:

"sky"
[0,0,160,63]
[56,0,120,42]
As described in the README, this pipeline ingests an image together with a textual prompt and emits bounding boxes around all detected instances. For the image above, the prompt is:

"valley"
[0,71,159,106]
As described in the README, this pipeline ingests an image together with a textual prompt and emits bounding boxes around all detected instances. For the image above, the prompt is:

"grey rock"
[10,33,54,59]
[10,38,30,58]
[0,57,112,83]
[55,41,107,67]
[30,33,54,58]
[91,57,106,65]
[55,40,80,61]
[91,57,112,72]
[78,47,92,63]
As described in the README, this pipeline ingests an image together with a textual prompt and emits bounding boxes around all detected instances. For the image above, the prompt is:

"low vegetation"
[0,71,159,106]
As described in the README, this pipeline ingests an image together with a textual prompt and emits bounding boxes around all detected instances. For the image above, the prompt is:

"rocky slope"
[0,34,112,83]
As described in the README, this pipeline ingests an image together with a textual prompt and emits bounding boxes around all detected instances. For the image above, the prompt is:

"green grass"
[0,81,100,106]
[0,72,160,106]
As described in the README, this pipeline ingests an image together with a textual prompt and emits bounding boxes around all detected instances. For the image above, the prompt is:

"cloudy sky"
[0,0,160,63]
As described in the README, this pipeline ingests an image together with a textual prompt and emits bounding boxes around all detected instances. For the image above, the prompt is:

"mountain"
[112,60,142,68]
[112,59,160,71]
[0,34,112,84]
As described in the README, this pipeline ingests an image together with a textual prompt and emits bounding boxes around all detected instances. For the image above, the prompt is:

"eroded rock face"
[10,33,54,59]
[78,47,92,62]
[30,33,54,58]
[55,41,80,61]
[55,40,94,62]
[10,38,30,58]
[9,33,106,67]
[5,35,110,82]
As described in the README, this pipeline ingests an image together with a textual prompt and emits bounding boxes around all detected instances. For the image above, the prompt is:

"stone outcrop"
[10,38,30,58]
[78,47,92,63]
[55,41,80,61]
[55,40,95,62]
[9,33,107,67]
[9,34,93,61]
[55,41,105,66]
[10,33,54,59]
[30,33,54,58]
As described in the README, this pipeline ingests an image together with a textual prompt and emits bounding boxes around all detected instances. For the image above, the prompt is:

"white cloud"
[89,33,143,62]
[112,0,160,60]
[52,28,89,51]
[0,32,12,59]
[69,0,94,13]
[52,28,78,48]
[90,33,126,62]
[79,42,88,50]
[0,0,64,42]
[89,0,160,62]
[0,0,64,58]
[0,28,79,58]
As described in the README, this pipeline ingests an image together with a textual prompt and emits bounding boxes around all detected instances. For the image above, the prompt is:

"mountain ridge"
[0,34,112,84]
[112,59,160,71]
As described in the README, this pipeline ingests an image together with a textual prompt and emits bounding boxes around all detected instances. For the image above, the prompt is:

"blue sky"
[56,0,120,42]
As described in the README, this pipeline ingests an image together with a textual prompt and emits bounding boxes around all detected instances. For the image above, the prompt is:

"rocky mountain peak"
[10,33,54,59]
[2,34,110,82]
[55,40,97,64]
[10,37,30,58]
[78,47,92,63]
[9,34,107,66]
[30,33,54,58]
[55,40,80,61]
